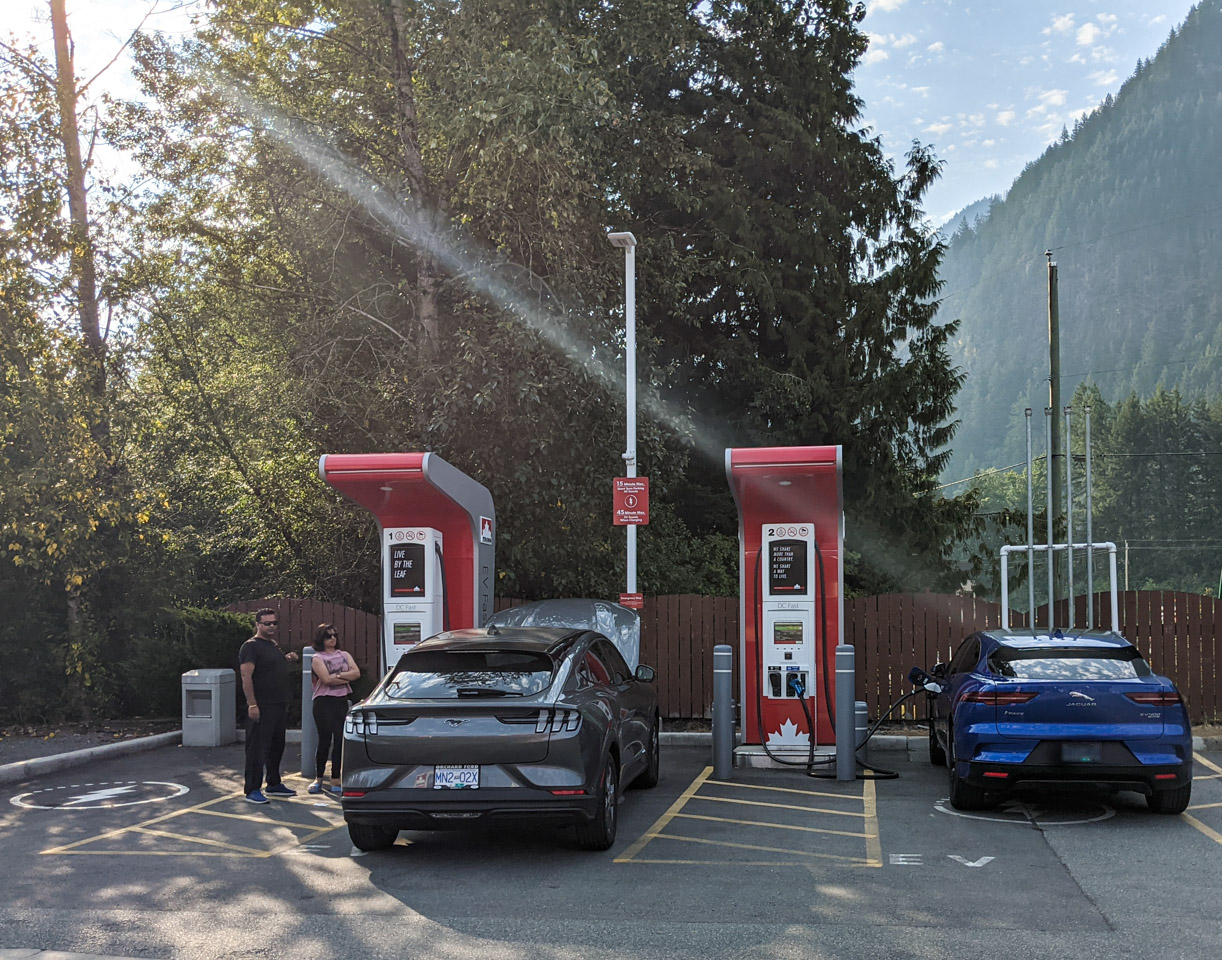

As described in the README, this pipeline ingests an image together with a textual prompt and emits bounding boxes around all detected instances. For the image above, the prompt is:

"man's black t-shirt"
[239,636,291,706]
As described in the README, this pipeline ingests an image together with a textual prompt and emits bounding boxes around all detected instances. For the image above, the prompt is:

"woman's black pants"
[312,695,348,780]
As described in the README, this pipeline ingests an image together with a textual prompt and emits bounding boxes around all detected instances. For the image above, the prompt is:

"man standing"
[239,608,300,803]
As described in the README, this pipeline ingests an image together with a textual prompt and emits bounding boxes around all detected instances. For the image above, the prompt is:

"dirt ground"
[0,717,180,766]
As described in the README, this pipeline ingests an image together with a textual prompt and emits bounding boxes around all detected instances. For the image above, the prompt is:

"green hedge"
[118,607,255,718]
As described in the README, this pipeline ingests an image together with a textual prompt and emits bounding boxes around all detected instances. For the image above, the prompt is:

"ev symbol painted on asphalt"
[10,780,189,810]
[889,854,995,868]
[934,796,1115,825]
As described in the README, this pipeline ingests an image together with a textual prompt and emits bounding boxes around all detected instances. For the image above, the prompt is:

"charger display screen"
[773,622,803,645]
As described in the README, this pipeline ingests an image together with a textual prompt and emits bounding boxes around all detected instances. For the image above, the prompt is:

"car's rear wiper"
[455,687,521,697]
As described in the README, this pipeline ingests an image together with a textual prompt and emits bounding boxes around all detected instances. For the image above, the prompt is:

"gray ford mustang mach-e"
[340,626,660,851]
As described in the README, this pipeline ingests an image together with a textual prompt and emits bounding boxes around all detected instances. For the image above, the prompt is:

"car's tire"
[347,822,399,852]
[1147,781,1192,814]
[575,754,619,851]
[928,719,946,766]
[947,725,993,811]
[634,718,661,789]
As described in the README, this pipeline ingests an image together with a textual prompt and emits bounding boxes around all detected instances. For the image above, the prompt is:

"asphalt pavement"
[1,737,1220,960]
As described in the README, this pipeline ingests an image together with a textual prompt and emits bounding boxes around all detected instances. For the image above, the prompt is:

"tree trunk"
[386,0,441,358]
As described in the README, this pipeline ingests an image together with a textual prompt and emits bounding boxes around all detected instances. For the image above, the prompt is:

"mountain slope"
[938,0,1222,478]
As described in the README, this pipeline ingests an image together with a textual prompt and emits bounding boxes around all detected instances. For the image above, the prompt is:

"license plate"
[433,764,479,789]
[1061,742,1102,763]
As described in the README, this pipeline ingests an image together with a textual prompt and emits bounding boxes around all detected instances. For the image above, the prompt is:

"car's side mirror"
[635,664,656,683]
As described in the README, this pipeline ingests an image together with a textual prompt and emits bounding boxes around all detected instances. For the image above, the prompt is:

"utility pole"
[1046,251,1063,600]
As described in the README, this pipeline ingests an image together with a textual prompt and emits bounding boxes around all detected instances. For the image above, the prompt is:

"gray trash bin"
[181,668,237,747]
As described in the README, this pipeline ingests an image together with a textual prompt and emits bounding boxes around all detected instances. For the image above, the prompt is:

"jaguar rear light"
[1126,691,1183,706]
[341,790,367,798]
[961,690,1039,705]
[549,789,586,796]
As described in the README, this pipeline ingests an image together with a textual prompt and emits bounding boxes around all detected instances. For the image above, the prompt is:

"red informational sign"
[613,477,650,525]
[619,593,644,610]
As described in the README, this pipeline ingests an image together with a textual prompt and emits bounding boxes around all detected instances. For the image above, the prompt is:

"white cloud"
[1098,14,1118,28]
[862,48,890,66]
[984,158,999,169]
[892,34,919,49]
[1090,69,1119,86]
[996,110,1016,126]
[1149,15,1167,25]
[925,121,953,136]
[927,40,945,54]
[982,139,996,148]
[1044,14,1075,36]
[1077,23,1101,46]
[1038,89,1068,108]
[911,86,930,97]
[871,0,908,12]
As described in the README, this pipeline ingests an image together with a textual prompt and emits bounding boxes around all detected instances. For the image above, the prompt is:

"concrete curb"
[0,731,182,786]
[0,951,150,960]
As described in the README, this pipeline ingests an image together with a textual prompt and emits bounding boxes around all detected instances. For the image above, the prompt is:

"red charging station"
[725,446,843,752]
[318,453,495,673]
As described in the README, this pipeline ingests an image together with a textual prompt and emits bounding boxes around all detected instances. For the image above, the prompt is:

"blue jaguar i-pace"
[916,630,1193,813]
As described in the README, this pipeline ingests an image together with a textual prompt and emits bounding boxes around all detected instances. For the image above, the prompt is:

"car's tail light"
[535,709,581,733]
[983,771,1010,779]
[960,690,1038,705]
[341,790,367,798]
[1126,691,1183,706]
[345,711,378,735]
[549,789,586,796]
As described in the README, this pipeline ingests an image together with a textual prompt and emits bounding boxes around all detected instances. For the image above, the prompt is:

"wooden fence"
[227,592,1221,724]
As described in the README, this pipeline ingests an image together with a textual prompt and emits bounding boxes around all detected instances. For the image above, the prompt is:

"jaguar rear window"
[989,646,1152,681]
[385,650,556,699]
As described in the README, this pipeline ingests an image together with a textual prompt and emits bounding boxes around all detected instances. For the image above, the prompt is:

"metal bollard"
[855,700,869,766]
[835,644,856,781]
[300,646,317,779]
[712,645,734,780]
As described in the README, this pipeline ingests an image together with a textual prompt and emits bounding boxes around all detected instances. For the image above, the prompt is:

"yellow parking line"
[614,765,712,863]
[861,774,882,868]
[652,831,868,863]
[1182,814,1222,846]
[692,794,867,818]
[705,779,861,802]
[197,808,342,830]
[134,826,267,856]
[1195,753,1222,776]
[674,811,871,839]
[42,791,244,854]
[1187,801,1222,811]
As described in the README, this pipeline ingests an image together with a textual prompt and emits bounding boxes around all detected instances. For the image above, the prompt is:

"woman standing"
[308,623,360,794]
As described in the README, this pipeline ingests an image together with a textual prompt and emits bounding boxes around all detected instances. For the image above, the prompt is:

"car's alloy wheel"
[635,719,661,789]
[1147,781,1192,814]
[347,822,399,852]
[575,755,618,850]
[928,719,946,766]
[947,725,992,811]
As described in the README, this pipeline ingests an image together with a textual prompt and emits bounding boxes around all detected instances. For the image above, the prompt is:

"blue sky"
[16,1,1201,223]
[855,0,1199,222]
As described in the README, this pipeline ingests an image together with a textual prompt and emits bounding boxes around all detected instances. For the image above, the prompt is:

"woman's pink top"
[312,649,352,699]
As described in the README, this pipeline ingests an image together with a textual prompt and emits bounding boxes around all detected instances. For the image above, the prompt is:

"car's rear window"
[988,646,1152,681]
[385,650,556,699]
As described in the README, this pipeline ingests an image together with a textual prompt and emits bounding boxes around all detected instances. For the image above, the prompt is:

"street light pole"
[607,231,638,595]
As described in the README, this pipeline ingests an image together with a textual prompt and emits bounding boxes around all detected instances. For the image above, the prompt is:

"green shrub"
[117,607,255,718]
